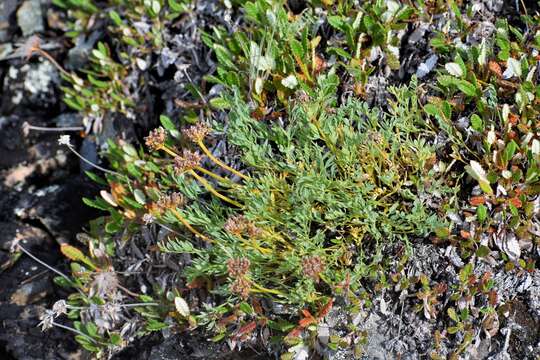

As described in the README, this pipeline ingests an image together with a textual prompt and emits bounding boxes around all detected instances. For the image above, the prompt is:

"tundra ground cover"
[18,0,540,359]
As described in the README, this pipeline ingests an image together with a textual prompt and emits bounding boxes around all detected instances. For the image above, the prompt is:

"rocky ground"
[0,1,539,360]
[0,1,258,359]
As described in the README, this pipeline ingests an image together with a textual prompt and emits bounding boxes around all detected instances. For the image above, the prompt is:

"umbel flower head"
[227,257,251,277]
[89,271,120,298]
[230,277,251,300]
[182,122,211,143]
[145,127,167,151]
[156,192,185,213]
[302,256,325,283]
[224,215,262,238]
[173,149,203,174]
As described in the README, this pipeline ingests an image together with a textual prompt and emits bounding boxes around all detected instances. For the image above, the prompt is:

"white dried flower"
[38,309,55,331]
[90,271,120,298]
[142,213,155,225]
[52,300,68,317]
[58,134,71,146]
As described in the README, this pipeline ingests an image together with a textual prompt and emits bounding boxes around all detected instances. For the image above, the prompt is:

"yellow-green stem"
[238,235,272,255]
[160,145,179,157]
[250,281,286,296]
[171,208,211,242]
[197,140,249,180]
[160,146,237,186]
[188,170,243,207]
[195,166,235,186]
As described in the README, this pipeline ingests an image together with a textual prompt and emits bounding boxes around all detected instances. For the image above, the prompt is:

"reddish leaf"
[470,196,486,206]
[301,309,314,320]
[187,277,205,289]
[488,290,498,306]
[298,317,316,328]
[218,314,237,327]
[317,298,334,319]
[508,113,519,125]
[509,197,522,208]
[236,321,257,338]
[488,61,502,78]
[286,326,303,339]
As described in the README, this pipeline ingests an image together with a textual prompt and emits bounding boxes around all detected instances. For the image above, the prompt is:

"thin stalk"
[188,169,243,207]
[250,282,286,296]
[36,49,72,78]
[238,235,272,255]
[66,144,122,177]
[119,302,159,308]
[265,231,294,251]
[17,244,85,296]
[160,145,237,186]
[51,320,98,343]
[17,244,72,284]
[195,166,235,185]
[24,124,84,132]
[196,140,248,180]
[160,145,179,158]
[171,208,211,242]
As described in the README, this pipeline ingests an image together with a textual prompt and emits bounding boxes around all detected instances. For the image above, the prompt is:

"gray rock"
[17,0,44,36]
[0,0,19,42]
[66,31,102,70]
[0,43,14,61]
[54,113,83,128]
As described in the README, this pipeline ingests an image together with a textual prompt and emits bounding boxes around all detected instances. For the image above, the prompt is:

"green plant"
[59,78,458,355]
[54,0,189,130]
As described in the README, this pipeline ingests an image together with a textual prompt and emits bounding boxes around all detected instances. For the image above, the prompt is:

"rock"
[0,221,82,360]
[0,116,30,169]
[66,31,102,70]
[17,0,44,36]
[14,176,100,243]
[54,113,83,128]
[0,0,19,42]
[79,137,98,172]
[2,61,59,110]
[10,275,51,306]
[0,43,14,61]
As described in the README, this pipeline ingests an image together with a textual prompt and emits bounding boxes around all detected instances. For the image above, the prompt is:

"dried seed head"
[156,192,185,213]
[17,35,41,60]
[173,149,203,174]
[246,223,263,238]
[224,215,262,238]
[227,257,251,277]
[142,213,156,224]
[182,122,211,143]
[52,300,68,317]
[38,309,55,331]
[230,277,251,299]
[90,271,120,298]
[302,256,325,283]
[145,127,167,151]
[58,134,72,146]
[224,215,248,235]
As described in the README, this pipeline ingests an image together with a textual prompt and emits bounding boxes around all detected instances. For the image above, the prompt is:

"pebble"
[17,0,45,36]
